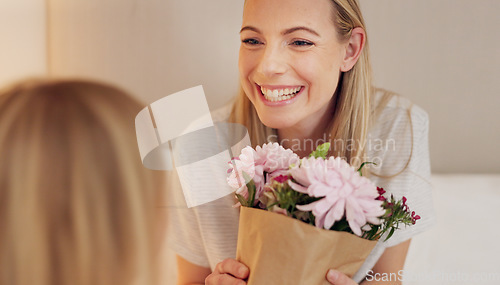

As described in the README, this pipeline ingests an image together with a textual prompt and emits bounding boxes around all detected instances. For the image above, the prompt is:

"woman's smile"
[256,84,304,106]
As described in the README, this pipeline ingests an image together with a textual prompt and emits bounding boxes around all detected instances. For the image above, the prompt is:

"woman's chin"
[258,115,296,130]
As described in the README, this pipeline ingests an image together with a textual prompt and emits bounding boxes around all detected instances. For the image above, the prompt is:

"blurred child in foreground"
[0,79,164,285]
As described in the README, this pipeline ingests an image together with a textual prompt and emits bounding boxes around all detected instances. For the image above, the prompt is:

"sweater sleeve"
[164,169,211,268]
[164,167,241,270]
[164,103,241,269]
[369,100,436,247]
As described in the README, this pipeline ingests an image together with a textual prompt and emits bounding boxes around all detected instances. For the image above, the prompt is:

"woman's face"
[239,0,348,131]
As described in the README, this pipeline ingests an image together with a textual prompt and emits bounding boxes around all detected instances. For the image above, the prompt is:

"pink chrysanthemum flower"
[227,142,299,205]
[288,156,385,236]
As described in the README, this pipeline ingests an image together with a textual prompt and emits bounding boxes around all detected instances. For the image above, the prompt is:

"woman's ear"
[340,27,366,72]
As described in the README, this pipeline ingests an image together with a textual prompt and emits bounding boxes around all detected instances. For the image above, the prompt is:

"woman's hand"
[326,269,358,285]
[205,258,249,285]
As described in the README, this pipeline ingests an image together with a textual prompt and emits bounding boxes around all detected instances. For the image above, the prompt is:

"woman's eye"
[242,38,262,45]
[291,40,314,47]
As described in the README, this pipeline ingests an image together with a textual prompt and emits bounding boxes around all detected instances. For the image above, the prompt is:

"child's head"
[0,79,162,285]
[232,0,372,165]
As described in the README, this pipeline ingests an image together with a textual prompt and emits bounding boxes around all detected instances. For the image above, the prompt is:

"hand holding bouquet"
[227,142,420,284]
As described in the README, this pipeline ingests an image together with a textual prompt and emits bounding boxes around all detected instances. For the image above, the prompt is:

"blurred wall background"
[361,1,500,175]
[48,0,242,111]
[1,0,498,173]
[0,0,47,84]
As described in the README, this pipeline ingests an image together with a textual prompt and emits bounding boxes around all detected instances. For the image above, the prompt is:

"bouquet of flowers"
[227,142,420,284]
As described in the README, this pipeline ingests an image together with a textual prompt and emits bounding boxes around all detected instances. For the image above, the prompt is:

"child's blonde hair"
[0,79,163,285]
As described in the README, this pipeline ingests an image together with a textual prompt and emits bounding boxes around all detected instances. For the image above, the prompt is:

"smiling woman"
[168,0,436,284]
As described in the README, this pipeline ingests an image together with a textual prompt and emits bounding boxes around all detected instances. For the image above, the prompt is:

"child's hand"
[205,258,249,285]
[326,269,358,285]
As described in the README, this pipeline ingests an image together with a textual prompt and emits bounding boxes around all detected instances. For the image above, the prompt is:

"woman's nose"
[256,44,287,78]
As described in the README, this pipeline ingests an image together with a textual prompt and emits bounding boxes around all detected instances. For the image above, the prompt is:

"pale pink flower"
[289,156,384,236]
[227,143,299,206]
[227,147,260,189]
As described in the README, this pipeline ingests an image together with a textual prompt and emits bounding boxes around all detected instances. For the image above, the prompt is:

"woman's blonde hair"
[0,79,162,285]
[230,0,393,168]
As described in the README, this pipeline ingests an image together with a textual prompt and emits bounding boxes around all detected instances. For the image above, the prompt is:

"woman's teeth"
[260,86,301,102]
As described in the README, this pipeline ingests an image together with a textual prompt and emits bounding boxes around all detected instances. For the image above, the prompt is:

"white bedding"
[403,174,500,285]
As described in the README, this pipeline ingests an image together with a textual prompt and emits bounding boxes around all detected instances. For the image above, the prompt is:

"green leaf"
[363,224,381,240]
[235,194,248,207]
[384,227,396,242]
[357,161,377,176]
[242,172,253,186]
[242,172,256,207]
[309,142,330,159]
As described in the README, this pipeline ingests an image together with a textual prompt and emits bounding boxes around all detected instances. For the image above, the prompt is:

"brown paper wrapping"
[236,207,377,285]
